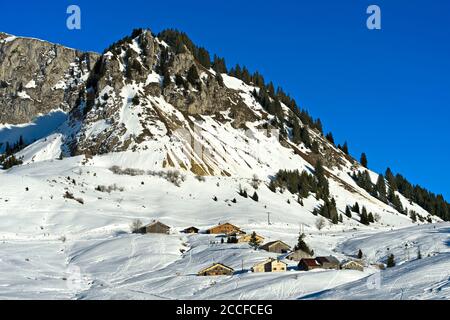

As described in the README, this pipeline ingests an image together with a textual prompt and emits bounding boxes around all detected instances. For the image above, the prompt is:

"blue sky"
[1,0,449,199]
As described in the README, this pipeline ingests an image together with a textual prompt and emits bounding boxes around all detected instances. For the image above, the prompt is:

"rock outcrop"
[0,32,99,124]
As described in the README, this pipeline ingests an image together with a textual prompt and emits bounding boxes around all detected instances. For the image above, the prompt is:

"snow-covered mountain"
[0,29,448,300]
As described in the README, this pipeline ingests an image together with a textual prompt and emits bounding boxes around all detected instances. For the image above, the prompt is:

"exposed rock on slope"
[64,30,260,162]
[0,32,99,124]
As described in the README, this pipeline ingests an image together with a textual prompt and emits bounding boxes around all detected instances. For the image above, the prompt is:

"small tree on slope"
[294,233,314,256]
[387,254,396,268]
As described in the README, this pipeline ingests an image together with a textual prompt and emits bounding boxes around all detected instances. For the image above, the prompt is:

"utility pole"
[267,212,271,225]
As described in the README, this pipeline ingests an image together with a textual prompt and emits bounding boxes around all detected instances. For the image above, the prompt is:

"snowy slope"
[302,223,450,300]
[0,30,447,300]
[0,155,447,300]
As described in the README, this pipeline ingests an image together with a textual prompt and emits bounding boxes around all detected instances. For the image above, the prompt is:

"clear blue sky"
[1,0,449,199]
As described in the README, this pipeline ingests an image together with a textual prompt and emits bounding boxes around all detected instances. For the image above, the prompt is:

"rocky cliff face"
[0,32,99,124]
[64,30,259,158]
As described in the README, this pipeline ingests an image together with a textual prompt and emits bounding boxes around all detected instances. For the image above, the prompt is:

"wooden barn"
[238,233,265,244]
[207,223,244,235]
[298,258,321,271]
[140,221,170,234]
[259,240,291,254]
[197,263,234,276]
[182,226,200,234]
[341,260,364,272]
[252,258,287,273]
[316,256,340,270]
[285,249,312,262]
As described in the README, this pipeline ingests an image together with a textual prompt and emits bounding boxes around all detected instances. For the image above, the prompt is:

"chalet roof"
[145,221,170,229]
[260,240,291,249]
[183,226,199,231]
[316,256,340,265]
[208,222,241,230]
[341,260,364,267]
[253,258,287,268]
[198,263,234,274]
[300,258,321,267]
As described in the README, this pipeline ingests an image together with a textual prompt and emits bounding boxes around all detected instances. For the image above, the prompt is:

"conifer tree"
[357,249,363,259]
[196,47,211,69]
[314,160,329,200]
[345,206,352,218]
[360,206,370,225]
[342,142,349,155]
[360,153,368,168]
[385,168,397,191]
[325,132,335,145]
[368,212,375,223]
[215,72,224,86]
[330,198,339,224]
[291,118,302,144]
[300,127,312,148]
[212,55,227,73]
[352,202,360,214]
[249,232,259,250]
[387,254,395,268]
[410,211,417,222]
[267,82,275,97]
[294,233,313,256]
[388,188,404,214]
[314,119,323,133]
[376,174,387,203]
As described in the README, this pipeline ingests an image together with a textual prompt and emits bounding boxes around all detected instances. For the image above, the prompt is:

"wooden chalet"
[298,258,321,271]
[182,226,200,234]
[197,263,234,276]
[259,240,291,254]
[315,256,340,270]
[139,221,170,234]
[285,249,312,262]
[252,258,288,273]
[207,223,245,235]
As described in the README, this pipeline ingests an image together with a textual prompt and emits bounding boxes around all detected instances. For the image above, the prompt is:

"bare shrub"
[109,166,145,176]
[195,175,206,182]
[131,219,143,234]
[110,165,122,174]
[109,166,186,187]
[165,170,186,187]
[63,191,84,205]
[374,213,381,222]
[251,174,260,190]
[96,184,125,193]
[316,217,326,230]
